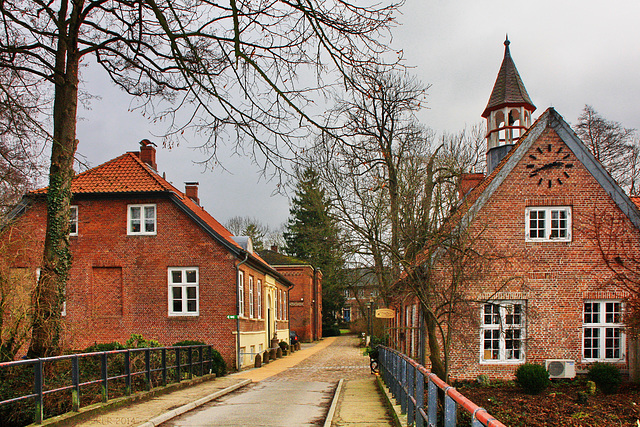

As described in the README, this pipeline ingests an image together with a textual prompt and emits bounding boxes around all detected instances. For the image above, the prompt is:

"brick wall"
[5,195,288,370]
[398,128,640,380]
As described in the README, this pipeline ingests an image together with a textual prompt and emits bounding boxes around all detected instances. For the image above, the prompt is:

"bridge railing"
[0,345,219,425]
[377,346,506,427]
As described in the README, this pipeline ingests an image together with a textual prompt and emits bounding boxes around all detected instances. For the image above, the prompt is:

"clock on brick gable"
[525,142,575,188]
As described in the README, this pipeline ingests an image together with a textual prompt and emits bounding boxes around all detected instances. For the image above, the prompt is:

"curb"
[323,378,344,427]
[376,375,404,427]
[137,378,252,427]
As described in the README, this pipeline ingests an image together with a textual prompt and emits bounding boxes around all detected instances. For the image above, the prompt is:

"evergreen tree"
[284,167,345,332]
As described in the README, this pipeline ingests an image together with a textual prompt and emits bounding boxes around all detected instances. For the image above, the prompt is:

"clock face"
[525,143,574,188]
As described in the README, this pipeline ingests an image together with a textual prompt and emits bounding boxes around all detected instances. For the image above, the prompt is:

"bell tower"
[482,37,536,173]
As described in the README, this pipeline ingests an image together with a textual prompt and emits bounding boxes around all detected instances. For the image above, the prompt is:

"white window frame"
[284,290,287,320]
[69,206,78,236]
[168,267,199,316]
[257,279,262,319]
[249,276,254,318]
[525,206,572,242]
[583,300,626,362]
[480,300,526,364]
[238,270,245,317]
[127,204,157,235]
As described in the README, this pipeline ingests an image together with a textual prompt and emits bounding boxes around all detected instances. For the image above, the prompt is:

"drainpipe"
[235,252,249,370]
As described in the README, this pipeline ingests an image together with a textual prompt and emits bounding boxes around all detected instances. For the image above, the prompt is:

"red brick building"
[258,248,322,342]
[4,144,293,370]
[395,39,640,380]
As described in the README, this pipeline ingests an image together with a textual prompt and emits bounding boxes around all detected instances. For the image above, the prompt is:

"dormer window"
[128,204,156,235]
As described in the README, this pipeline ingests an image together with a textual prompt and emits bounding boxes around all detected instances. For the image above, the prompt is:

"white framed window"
[249,276,254,318]
[525,206,571,242]
[257,279,262,319]
[128,204,156,235]
[168,267,199,316]
[284,290,287,320]
[480,301,525,363]
[238,270,245,317]
[583,300,625,362]
[69,206,78,236]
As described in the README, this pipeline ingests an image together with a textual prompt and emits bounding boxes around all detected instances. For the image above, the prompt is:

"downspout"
[235,252,249,370]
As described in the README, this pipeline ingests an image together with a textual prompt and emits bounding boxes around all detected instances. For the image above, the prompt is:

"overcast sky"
[75,1,640,230]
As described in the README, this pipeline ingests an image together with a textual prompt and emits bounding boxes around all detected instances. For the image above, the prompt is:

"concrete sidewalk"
[39,336,394,426]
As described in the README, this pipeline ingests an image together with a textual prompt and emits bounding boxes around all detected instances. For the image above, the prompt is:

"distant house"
[258,247,322,342]
[342,268,382,325]
[395,39,640,380]
[4,143,292,369]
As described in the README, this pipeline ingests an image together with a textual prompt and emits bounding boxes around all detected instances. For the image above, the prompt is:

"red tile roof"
[32,152,172,194]
[631,197,640,210]
[30,150,276,266]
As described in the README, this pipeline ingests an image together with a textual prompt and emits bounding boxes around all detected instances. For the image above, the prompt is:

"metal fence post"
[124,350,131,395]
[416,369,425,427]
[101,352,108,403]
[176,347,181,382]
[34,359,43,424]
[71,356,80,411]
[407,364,415,426]
[444,387,457,427]
[400,357,406,413]
[199,346,204,376]
[187,346,193,379]
[161,348,167,386]
[427,377,437,426]
[145,349,151,391]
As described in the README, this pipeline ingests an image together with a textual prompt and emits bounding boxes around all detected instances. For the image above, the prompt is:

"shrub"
[126,334,160,348]
[83,342,125,352]
[278,341,289,350]
[172,340,207,347]
[514,363,550,394]
[209,349,227,376]
[323,325,341,337]
[588,363,622,395]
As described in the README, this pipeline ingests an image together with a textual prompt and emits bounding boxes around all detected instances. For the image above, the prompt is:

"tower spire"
[483,37,535,173]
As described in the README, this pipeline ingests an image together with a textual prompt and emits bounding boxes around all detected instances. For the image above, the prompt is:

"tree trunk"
[28,0,81,358]
[425,309,446,380]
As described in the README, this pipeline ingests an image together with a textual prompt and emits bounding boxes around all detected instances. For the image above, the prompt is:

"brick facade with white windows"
[394,40,640,381]
[4,145,292,370]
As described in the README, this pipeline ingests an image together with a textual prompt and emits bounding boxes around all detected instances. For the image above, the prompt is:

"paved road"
[163,335,388,426]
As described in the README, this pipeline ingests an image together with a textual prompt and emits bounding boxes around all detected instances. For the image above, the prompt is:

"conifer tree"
[284,167,345,331]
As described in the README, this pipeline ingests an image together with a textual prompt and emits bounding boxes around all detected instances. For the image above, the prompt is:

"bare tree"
[0,69,47,212]
[576,105,639,194]
[0,0,403,357]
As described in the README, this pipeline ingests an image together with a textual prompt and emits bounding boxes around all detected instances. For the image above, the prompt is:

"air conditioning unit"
[545,359,576,379]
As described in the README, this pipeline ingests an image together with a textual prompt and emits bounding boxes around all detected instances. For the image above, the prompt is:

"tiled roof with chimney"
[482,37,535,118]
[28,146,281,279]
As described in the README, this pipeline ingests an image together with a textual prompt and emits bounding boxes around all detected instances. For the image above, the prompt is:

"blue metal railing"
[0,345,218,424]
[377,346,506,427]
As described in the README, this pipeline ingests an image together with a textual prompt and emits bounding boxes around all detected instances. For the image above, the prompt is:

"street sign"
[226,315,239,319]
[375,308,395,319]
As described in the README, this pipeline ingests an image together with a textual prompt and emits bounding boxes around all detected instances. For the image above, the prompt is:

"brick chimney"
[271,245,278,253]
[459,173,485,199]
[185,182,199,205]
[139,139,157,170]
